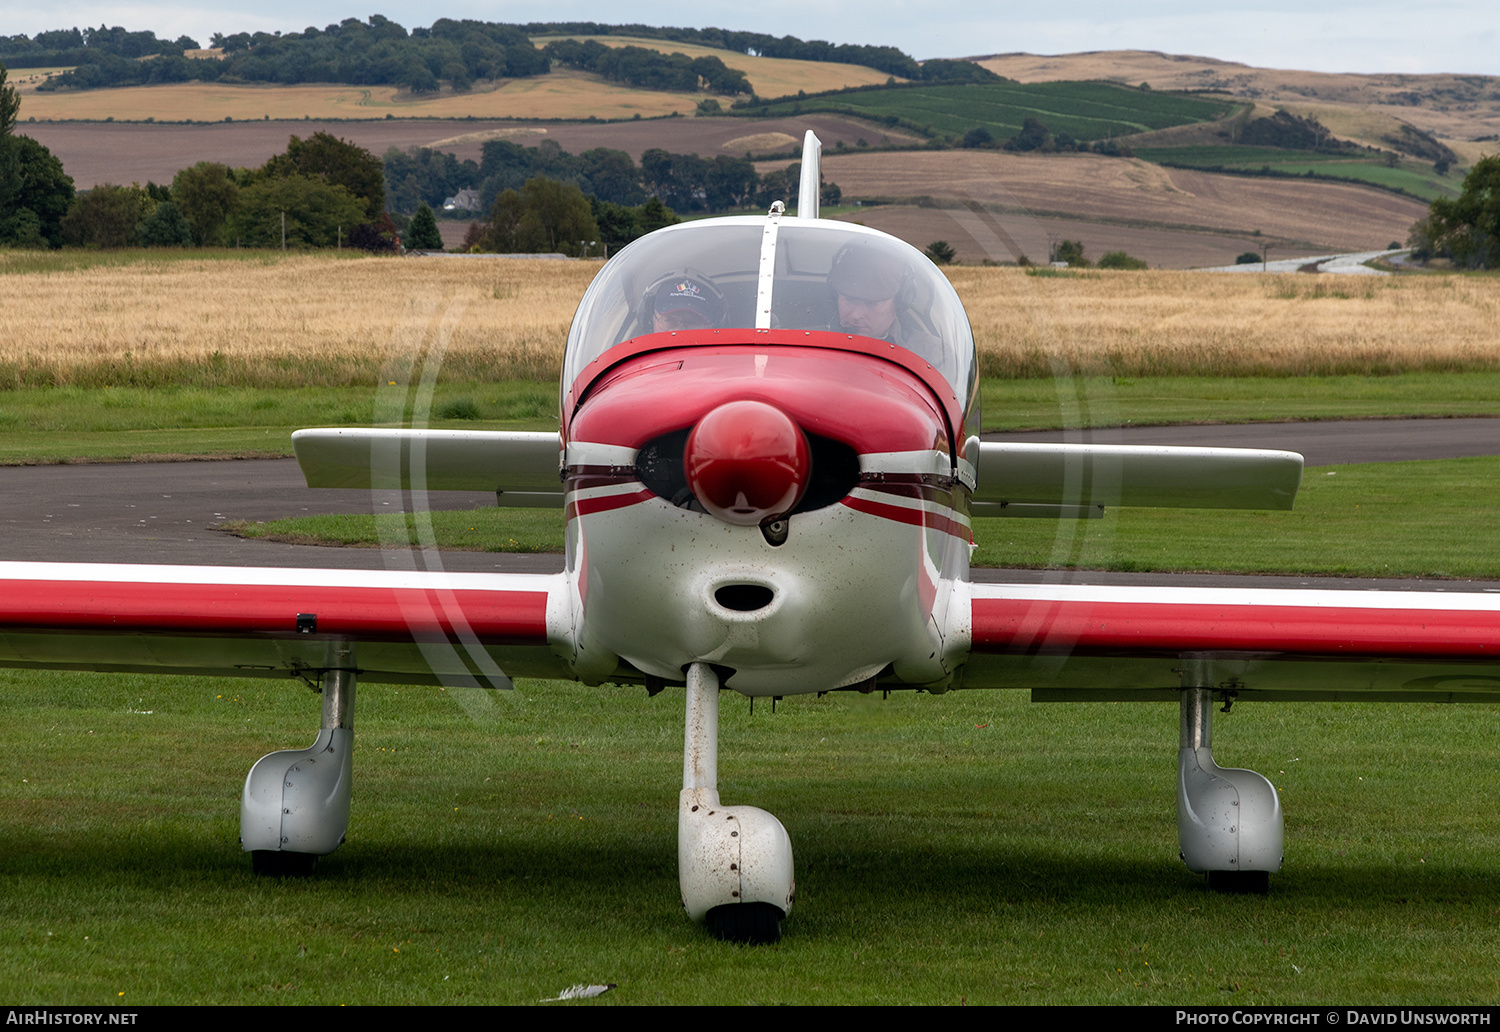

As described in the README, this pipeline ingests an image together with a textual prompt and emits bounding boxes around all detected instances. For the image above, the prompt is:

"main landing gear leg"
[241,648,356,875]
[678,662,795,943]
[1177,679,1282,894]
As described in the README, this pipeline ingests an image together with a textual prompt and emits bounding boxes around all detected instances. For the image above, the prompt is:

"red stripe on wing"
[972,597,1500,659]
[0,580,550,644]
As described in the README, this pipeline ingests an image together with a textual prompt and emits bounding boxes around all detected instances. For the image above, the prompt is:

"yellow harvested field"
[722,132,802,154]
[0,254,596,387]
[2,253,1496,387]
[950,268,1500,379]
[424,127,550,148]
[531,35,897,97]
[815,150,1428,253]
[21,72,708,123]
[23,36,894,125]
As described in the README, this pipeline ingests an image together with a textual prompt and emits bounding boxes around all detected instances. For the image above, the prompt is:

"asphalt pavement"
[2,417,1496,588]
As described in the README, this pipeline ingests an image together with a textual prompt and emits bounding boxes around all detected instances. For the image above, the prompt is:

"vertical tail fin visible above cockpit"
[797,131,821,219]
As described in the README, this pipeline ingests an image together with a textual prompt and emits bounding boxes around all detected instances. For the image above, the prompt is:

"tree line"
[6,18,971,98]
[542,39,750,95]
[1408,156,1499,269]
[1,67,397,252]
[385,138,839,220]
[513,22,927,80]
[393,137,840,257]
[25,17,547,95]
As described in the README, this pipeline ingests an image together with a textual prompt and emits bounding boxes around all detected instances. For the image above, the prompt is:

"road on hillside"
[1,418,1495,588]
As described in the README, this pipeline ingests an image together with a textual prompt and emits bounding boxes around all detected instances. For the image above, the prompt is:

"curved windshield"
[564,216,976,403]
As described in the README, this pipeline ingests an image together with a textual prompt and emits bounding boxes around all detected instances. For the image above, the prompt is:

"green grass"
[979,372,1500,430]
[2,372,1497,463]
[229,507,564,553]
[3,671,1498,1003]
[0,247,368,275]
[230,456,1500,580]
[0,383,560,463]
[745,81,1233,141]
[972,455,1500,578]
[1133,146,1462,202]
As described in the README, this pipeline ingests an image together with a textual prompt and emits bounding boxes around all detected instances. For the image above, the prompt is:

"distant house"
[443,189,481,213]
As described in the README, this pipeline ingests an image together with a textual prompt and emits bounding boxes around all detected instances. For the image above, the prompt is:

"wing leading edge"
[971,442,1303,514]
[293,428,563,506]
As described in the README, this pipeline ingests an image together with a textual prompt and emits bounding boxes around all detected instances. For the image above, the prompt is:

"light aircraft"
[3,133,1498,944]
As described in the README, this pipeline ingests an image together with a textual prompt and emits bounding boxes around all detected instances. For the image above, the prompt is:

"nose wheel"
[678,663,795,942]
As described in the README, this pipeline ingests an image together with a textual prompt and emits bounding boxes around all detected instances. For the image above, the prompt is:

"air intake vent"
[714,584,775,612]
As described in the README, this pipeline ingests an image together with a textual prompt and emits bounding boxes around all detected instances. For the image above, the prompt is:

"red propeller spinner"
[683,400,811,526]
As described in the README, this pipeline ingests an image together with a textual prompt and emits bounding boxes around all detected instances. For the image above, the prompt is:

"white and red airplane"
[2,134,1497,943]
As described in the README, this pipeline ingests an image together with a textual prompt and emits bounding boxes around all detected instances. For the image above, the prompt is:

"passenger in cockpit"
[828,242,941,360]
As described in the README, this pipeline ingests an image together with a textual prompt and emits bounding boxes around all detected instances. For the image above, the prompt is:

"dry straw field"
[18,74,701,123]
[19,37,891,125]
[0,254,592,388]
[1,253,1496,388]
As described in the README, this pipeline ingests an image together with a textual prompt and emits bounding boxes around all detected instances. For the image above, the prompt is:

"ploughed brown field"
[811,150,1428,268]
[3,253,1495,388]
[24,115,911,192]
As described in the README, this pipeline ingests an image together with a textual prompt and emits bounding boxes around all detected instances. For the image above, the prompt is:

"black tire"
[1207,869,1270,895]
[705,902,785,944]
[251,850,318,877]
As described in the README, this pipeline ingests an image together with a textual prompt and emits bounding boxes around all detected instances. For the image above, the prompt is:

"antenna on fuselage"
[796,130,821,219]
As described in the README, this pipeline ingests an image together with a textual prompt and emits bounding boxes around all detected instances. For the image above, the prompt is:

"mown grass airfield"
[1,250,1499,1004]
[3,24,1500,1005]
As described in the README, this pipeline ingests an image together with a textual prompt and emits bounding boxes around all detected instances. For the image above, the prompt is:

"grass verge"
[979,372,1500,430]
[0,383,560,464]
[229,456,1500,581]
[2,670,1497,1003]
[971,456,1500,578]
[1,373,1497,463]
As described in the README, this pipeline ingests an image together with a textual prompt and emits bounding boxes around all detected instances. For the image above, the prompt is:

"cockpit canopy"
[563,217,977,412]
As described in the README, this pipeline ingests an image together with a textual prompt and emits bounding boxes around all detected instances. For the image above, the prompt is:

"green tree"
[0,63,18,139]
[1053,239,1090,267]
[60,184,149,247]
[405,202,443,250]
[1097,250,1148,270]
[170,162,240,245]
[476,189,525,252]
[0,135,74,248]
[262,132,384,221]
[1414,156,1500,269]
[136,200,192,247]
[924,240,956,264]
[637,196,678,235]
[1005,117,1051,152]
[225,175,367,249]
[513,177,598,256]
[961,126,993,149]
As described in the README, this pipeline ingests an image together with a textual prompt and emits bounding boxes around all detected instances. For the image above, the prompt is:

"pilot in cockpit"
[828,242,941,361]
[647,275,725,333]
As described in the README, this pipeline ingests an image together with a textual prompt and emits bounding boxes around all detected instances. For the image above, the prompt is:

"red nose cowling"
[683,401,811,525]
